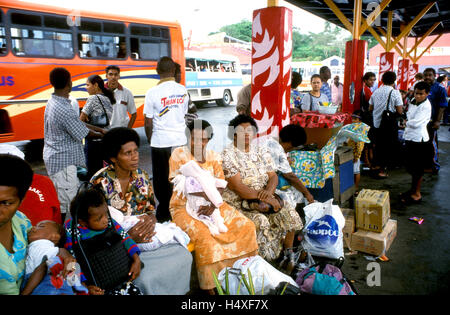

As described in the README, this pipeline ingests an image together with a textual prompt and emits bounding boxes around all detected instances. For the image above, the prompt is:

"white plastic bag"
[301,199,345,259]
[217,255,298,295]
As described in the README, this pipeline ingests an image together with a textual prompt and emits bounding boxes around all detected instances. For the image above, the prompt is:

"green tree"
[219,20,252,42]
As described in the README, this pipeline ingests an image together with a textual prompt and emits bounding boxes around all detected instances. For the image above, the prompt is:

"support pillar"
[378,52,394,86]
[251,6,292,137]
[408,63,420,89]
[342,39,367,113]
[397,58,410,91]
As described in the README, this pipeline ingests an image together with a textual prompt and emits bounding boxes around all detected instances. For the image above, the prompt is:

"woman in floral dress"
[221,115,303,262]
[90,127,193,295]
[169,119,258,294]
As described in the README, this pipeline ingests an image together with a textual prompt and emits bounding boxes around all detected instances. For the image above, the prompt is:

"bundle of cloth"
[108,207,190,252]
[172,160,228,236]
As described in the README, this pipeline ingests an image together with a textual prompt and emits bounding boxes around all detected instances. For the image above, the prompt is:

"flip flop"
[400,194,422,205]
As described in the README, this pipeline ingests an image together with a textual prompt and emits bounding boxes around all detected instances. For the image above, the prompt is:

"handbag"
[89,95,110,128]
[379,90,397,131]
[71,206,133,291]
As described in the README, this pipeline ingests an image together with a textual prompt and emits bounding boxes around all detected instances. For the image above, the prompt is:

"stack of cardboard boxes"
[341,189,397,257]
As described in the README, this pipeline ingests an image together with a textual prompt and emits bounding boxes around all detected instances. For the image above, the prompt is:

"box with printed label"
[350,219,397,256]
[355,189,390,233]
[341,208,355,249]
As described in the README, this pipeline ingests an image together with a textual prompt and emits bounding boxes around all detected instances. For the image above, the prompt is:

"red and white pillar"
[397,58,410,91]
[408,63,420,90]
[342,39,367,114]
[251,6,292,138]
[378,52,394,86]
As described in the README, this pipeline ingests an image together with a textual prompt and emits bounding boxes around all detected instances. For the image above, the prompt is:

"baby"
[108,206,190,252]
[172,160,228,236]
[21,220,87,295]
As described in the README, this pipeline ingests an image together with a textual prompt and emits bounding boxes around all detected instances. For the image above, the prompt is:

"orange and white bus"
[0,0,185,143]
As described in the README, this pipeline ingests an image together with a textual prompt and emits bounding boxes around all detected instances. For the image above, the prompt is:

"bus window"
[0,11,6,55]
[78,18,126,59]
[130,24,170,60]
[9,11,74,58]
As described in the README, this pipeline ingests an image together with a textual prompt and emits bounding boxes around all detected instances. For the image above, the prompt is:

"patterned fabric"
[43,94,90,176]
[290,89,303,109]
[64,218,140,259]
[221,144,303,262]
[347,140,365,161]
[256,137,305,205]
[168,146,258,289]
[0,211,32,295]
[90,165,155,216]
[288,123,370,189]
[81,94,113,127]
[291,112,351,129]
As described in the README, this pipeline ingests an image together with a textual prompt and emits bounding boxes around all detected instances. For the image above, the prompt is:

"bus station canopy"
[285,0,450,37]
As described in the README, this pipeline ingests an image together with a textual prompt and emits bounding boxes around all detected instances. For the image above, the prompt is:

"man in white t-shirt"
[105,65,137,129]
[144,56,189,222]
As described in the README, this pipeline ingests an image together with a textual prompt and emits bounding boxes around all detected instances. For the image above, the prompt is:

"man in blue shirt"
[423,68,448,174]
[319,66,332,103]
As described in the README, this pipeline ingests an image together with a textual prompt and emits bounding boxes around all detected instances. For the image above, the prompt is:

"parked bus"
[185,50,243,106]
[0,0,185,143]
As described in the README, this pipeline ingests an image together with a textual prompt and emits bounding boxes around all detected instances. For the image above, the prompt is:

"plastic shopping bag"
[302,199,345,259]
[217,255,298,295]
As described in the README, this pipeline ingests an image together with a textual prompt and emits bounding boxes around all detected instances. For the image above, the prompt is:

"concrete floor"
[18,102,450,295]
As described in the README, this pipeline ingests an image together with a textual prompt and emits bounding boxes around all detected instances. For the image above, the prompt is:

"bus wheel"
[216,90,232,106]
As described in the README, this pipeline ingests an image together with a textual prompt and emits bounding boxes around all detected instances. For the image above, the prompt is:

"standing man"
[331,75,343,108]
[44,67,103,221]
[319,66,332,104]
[423,68,448,174]
[105,65,137,129]
[144,57,189,222]
[236,83,251,116]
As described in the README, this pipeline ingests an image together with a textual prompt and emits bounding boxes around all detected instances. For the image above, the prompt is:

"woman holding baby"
[169,119,258,294]
[91,127,193,295]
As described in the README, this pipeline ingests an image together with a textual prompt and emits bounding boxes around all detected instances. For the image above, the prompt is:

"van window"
[78,18,126,59]
[9,11,74,58]
[130,24,170,60]
[0,11,6,55]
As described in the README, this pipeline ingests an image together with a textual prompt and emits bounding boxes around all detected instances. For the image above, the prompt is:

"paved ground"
[15,101,450,295]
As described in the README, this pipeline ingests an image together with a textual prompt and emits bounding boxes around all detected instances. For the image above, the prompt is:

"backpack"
[295,258,357,295]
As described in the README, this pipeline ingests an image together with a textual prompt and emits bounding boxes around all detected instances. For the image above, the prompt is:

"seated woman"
[0,154,74,295]
[90,127,193,295]
[221,115,303,263]
[169,119,258,294]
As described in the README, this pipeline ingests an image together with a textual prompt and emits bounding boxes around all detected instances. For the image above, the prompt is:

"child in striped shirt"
[64,188,141,295]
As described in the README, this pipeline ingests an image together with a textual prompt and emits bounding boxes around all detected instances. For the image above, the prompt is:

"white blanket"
[25,239,59,275]
[108,206,190,251]
[172,160,228,236]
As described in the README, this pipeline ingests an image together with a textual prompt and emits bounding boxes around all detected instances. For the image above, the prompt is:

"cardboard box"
[355,189,390,233]
[341,208,355,249]
[350,219,397,256]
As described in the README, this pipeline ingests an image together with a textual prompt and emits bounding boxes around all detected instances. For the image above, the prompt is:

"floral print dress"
[90,165,155,216]
[221,143,303,262]
[169,146,258,289]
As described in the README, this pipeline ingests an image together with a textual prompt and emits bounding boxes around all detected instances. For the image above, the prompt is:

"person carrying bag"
[80,75,114,178]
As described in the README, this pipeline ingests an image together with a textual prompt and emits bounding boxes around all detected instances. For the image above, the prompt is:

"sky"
[22,0,339,41]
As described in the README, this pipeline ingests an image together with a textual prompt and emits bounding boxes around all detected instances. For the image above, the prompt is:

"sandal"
[400,194,422,205]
